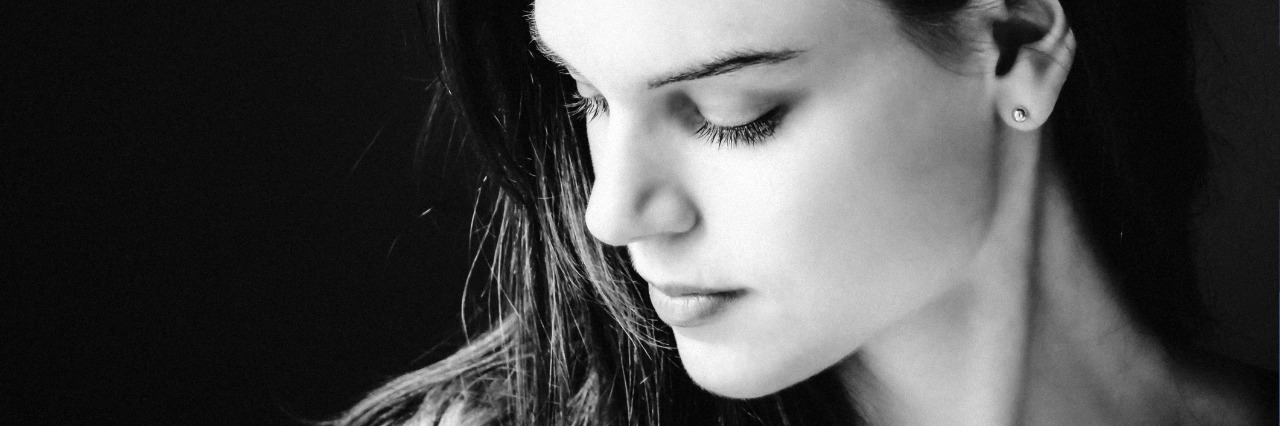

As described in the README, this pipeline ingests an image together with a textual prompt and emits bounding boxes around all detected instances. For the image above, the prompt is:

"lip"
[648,283,744,328]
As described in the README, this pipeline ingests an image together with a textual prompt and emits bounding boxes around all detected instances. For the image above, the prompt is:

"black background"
[6,0,1278,424]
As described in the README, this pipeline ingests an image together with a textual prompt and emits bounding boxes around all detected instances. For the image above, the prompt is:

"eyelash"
[693,107,784,147]
[567,93,610,122]
[566,93,783,147]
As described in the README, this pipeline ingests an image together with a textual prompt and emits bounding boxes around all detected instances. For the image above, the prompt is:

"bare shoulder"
[1173,350,1277,425]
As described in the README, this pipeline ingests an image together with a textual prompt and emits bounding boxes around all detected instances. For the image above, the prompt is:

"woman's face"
[533,0,1000,398]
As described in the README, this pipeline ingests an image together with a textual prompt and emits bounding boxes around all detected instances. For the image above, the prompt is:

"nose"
[583,117,698,247]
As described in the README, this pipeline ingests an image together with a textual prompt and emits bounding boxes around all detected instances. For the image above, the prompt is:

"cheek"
[676,112,996,399]
[759,74,996,297]
[667,26,997,398]
[674,69,998,398]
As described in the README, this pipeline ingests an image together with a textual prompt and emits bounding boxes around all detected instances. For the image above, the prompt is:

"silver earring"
[1012,107,1029,123]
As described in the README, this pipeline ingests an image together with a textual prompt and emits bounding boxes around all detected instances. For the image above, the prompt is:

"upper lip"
[649,282,742,298]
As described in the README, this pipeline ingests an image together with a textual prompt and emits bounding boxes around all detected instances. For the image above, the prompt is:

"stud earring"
[1012,107,1029,123]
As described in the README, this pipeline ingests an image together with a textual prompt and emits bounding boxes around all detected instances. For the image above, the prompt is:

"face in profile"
[533,0,1003,398]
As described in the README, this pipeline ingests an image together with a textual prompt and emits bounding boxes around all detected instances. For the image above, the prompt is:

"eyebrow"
[645,49,803,89]
[529,22,803,90]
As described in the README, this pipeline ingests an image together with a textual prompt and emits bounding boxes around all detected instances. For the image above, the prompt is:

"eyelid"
[564,89,785,147]
[694,107,785,147]
[571,77,601,96]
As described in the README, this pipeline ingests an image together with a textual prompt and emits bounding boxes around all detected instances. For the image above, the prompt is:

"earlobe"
[991,0,1076,131]
[1011,106,1029,123]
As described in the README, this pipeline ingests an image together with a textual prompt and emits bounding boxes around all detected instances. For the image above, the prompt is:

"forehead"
[531,0,874,88]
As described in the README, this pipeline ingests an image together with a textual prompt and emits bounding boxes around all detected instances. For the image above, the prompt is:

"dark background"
[6,0,1277,424]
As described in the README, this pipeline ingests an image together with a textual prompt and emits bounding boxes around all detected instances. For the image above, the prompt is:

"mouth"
[648,283,745,328]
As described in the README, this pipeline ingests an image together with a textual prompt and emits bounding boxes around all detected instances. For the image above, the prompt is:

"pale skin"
[532,0,1259,423]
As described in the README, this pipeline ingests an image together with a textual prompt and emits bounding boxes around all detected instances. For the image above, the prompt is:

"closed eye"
[567,93,784,148]
[694,107,785,147]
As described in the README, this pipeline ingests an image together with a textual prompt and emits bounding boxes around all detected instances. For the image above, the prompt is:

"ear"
[989,0,1076,131]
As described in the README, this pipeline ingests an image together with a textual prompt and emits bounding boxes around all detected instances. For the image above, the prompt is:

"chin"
[685,367,782,399]
[676,342,812,400]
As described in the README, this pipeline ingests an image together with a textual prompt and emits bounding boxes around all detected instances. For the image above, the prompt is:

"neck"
[837,131,1179,425]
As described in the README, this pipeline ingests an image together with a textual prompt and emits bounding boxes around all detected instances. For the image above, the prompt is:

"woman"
[335,0,1274,424]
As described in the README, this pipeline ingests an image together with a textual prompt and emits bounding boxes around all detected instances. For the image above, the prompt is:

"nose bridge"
[584,114,697,246]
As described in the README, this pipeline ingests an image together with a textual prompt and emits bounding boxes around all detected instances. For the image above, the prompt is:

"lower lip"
[648,286,743,328]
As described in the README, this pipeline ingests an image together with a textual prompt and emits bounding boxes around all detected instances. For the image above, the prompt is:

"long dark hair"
[332,0,1210,424]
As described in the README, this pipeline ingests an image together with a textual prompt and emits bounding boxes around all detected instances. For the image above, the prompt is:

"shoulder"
[1172,349,1276,425]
